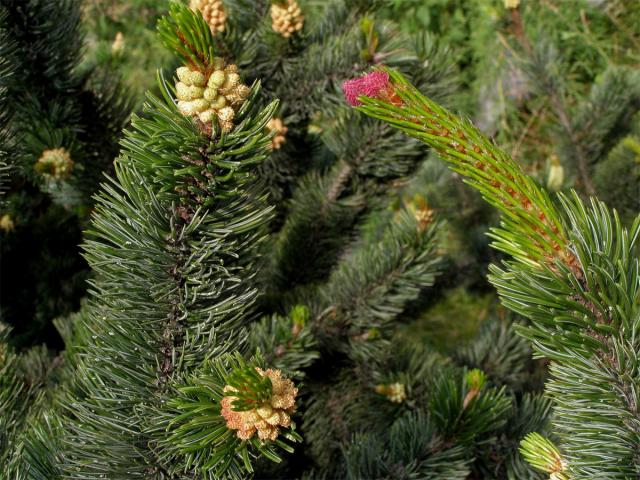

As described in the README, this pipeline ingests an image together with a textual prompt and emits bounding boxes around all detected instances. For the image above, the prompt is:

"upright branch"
[344,69,581,278]
[55,4,300,478]
[348,67,640,478]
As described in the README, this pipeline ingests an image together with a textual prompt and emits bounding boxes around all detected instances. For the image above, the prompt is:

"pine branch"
[247,307,319,379]
[262,161,365,298]
[352,68,581,277]
[312,205,442,352]
[340,411,470,480]
[0,0,83,96]
[158,2,216,71]
[0,324,55,472]
[55,4,296,478]
[351,67,640,478]
[454,316,538,392]
[302,342,443,470]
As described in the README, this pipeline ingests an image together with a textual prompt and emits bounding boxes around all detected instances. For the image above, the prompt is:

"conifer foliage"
[0,1,554,478]
[3,1,638,479]
[61,7,291,478]
[352,67,640,479]
[0,0,132,347]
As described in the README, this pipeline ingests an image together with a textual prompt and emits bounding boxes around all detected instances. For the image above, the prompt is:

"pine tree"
[378,0,640,289]
[187,1,552,477]
[352,66,640,478]
[0,0,132,347]
[2,2,555,478]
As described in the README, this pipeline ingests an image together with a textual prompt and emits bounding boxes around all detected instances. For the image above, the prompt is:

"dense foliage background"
[4,0,638,351]
[0,0,638,478]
